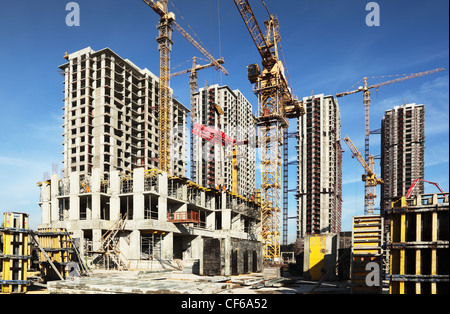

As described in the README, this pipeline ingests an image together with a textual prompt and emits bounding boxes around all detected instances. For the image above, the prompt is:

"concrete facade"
[192,85,256,199]
[38,168,262,276]
[296,94,342,237]
[59,47,189,178]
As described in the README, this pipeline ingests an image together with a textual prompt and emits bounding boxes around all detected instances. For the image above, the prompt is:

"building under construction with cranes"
[35,46,263,277]
[2,0,448,296]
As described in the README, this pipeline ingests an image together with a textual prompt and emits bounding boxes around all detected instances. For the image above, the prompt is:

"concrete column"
[91,168,101,220]
[162,232,173,260]
[110,171,120,220]
[69,172,80,221]
[158,172,168,222]
[50,174,59,222]
[191,235,202,260]
[41,183,51,225]
[159,172,168,194]
[129,230,141,260]
[200,190,205,207]
[206,211,215,230]
[92,88,103,169]
[222,208,231,231]
[224,236,231,276]
[133,168,145,221]
[92,228,102,252]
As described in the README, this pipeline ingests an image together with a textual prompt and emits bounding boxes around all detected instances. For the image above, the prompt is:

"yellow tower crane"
[234,0,305,263]
[142,0,228,174]
[344,135,384,215]
[337,67,444,214]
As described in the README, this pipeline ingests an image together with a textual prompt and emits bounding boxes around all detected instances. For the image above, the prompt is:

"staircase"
[95,214,129,270]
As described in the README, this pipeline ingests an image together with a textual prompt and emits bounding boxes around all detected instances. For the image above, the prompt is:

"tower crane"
[344,135,384,215]
[337,67,445,214]
[234,0,305,262]
[142,0,228,174]
[171,57,225,179]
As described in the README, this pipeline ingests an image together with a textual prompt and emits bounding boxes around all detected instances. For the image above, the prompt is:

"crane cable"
[260,0,271,16]
[217,0,223,85]
[168,0,208,56]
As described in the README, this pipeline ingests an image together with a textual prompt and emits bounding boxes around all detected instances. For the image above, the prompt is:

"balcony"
[167,211,199,224]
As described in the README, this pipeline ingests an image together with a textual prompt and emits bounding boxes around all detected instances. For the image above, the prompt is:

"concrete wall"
[302,233,337,281]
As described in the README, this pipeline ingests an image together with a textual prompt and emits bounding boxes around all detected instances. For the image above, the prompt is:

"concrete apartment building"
[381,103,425,213]
[38,169,262,275]
[296,94,342,237]
[191,84,256,199]
[59,47,189,178]
[37,48,262,276]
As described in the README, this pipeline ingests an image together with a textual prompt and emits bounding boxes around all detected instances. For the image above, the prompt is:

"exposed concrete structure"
[37,47,263,277]
[192,85,256,199]
[381,103,425,213]
[296,94,342,237]
[59,47,189,178]
[38,168,262,276]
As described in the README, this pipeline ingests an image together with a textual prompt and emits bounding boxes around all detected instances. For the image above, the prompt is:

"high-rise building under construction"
[59,47,189,178]
[381,103,425,213]
[296,94,342,237]
[191,84,256,198]
[38,48,263,276]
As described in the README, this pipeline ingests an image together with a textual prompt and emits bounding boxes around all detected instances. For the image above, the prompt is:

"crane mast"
[171,57,225,179]
[344,135,384,215]
[234,0,304,263]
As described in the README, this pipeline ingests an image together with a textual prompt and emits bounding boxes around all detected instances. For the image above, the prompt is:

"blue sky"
[0,0,448,242]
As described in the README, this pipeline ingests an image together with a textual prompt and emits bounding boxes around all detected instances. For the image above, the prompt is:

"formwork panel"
[0,212,31,294]
[386,193,449,294]
[37,228,75,281]
[351,215,383,294]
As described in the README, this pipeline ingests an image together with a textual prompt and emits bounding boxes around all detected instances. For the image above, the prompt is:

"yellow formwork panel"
[351,215,383,294]
[1,212,30,294]
[387,193,449,294]
[308,235,326,281]
[37,228,73,280]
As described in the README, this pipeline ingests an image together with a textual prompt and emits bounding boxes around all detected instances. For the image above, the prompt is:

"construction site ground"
[1,269,354,294]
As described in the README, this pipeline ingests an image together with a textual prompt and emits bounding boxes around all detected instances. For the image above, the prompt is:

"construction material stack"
[36,228,76,281]
[351,215,384,294]
[0,212,31,293]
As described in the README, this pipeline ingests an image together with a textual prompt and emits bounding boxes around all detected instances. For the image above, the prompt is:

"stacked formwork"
[386,193,449,294]
[0,212,31,293]
[37,228,75,281]
[351,215,383,294]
